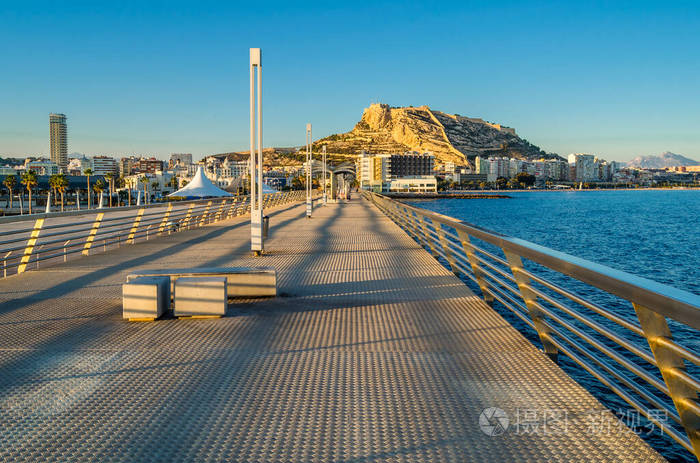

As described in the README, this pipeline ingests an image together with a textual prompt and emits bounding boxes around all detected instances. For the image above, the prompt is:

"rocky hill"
[314,103,558,165]
[627,151,698,169]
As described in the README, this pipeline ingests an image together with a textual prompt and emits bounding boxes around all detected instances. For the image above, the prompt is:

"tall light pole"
[306,123,312,218]
[250,48,264,255]
[322,145,327,205]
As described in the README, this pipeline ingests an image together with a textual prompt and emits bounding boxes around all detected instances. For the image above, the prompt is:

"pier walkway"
[0,198,664,461]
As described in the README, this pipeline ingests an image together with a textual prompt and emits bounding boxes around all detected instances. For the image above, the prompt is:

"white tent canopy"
[169,166,233,198]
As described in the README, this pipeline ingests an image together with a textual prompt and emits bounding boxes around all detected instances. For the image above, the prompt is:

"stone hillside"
[315,103,558,165]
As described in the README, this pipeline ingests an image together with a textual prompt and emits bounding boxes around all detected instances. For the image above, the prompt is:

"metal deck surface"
[0,198,665,462]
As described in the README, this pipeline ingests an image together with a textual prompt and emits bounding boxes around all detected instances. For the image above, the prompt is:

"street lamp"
[306,123,312,218]
[322,145,327,205]
[250,48,264,255]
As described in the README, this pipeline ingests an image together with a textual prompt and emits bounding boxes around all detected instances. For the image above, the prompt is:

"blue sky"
[1,0,699,162]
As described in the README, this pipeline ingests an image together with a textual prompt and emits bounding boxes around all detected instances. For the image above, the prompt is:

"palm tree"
[49,174,59,206]
[21,170,38,214]
[140,176,150,204]
[93,178,106,206]
[4,174,17,209]
[115,176,125,206]
[84,168,93,209]
[105,173,114,208]
[57,173,69,212]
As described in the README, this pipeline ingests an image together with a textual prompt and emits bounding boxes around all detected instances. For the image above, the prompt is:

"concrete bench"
[122,276,170,322]
[126,267,276,298]
[174,277,227,318]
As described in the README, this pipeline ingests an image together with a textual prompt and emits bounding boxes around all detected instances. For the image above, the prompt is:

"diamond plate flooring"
[0,198,665,462]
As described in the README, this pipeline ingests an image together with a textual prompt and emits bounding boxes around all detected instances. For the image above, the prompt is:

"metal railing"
[0,191,305,278]
[365,191,700,459]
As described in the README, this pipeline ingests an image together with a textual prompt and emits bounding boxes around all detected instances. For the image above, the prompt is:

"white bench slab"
[122,276,170,321]
[127,267,276,297]
[174,277,227,318]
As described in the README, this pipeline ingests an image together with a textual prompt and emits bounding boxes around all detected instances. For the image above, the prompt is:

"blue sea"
[406,190,700,462]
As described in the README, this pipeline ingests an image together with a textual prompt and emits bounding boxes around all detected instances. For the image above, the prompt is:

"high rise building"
[568,153,596,181]
[49,113,68,173]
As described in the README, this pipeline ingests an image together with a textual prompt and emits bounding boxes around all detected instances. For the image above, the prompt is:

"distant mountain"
[315,103,561,165]
[627,151,698,169]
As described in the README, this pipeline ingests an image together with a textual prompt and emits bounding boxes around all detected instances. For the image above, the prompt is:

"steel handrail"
[365,191,700,459]
[0,191,304,277]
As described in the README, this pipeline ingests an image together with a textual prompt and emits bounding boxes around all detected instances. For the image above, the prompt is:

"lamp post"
[322,145,327,205]
[250,48,264,255]
[305,123,312,218]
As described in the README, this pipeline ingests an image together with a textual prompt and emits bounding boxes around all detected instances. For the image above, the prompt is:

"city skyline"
[2,1,700,162]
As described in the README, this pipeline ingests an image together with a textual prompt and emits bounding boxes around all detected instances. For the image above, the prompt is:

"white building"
[387,176,437,193]
[92,156,119,176]
[67,156,92,175]
[568,153,596,181]
[169,153,193,167]
[25,159,59,175]
[487,157,509,182]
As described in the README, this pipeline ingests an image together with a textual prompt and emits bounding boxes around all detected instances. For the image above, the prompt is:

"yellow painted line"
[17,218,45,274]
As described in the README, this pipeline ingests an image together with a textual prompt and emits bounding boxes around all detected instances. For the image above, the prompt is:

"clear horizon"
[2,1,699,163]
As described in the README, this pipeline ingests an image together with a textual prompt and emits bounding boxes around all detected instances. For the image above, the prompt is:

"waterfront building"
[25,159,60,175]
[67,155,92,175]
[459,173,488,184]
[487,157,509,181]
[509,159,526,178]
[0,166,17,175]
[169,153,193,168]
[135,157,164,174]
[474,156,490,177]
[119,156,138,176]
[49,113,68,173]
[92,156,119,176]
[532,159,568,180]
[358,152,436,192]
[569,153,596,181]
[387,176,437,193]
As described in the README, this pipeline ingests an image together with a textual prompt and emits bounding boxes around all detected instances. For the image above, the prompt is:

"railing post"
[127,208,145,244]
[158,203,173,236]
[435,222,459,275]
[634,303,700,455]
[504,251,559,360]
[17,218,44,274]
[227,200,237,219]
[183,203,195,229]
[3,251,10,278]
[82,213,104,256]
[399,206,423,241]
[416,215,439,259]
[456,231,494,304]
[215,199,227,222]
[199,200,212,226]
